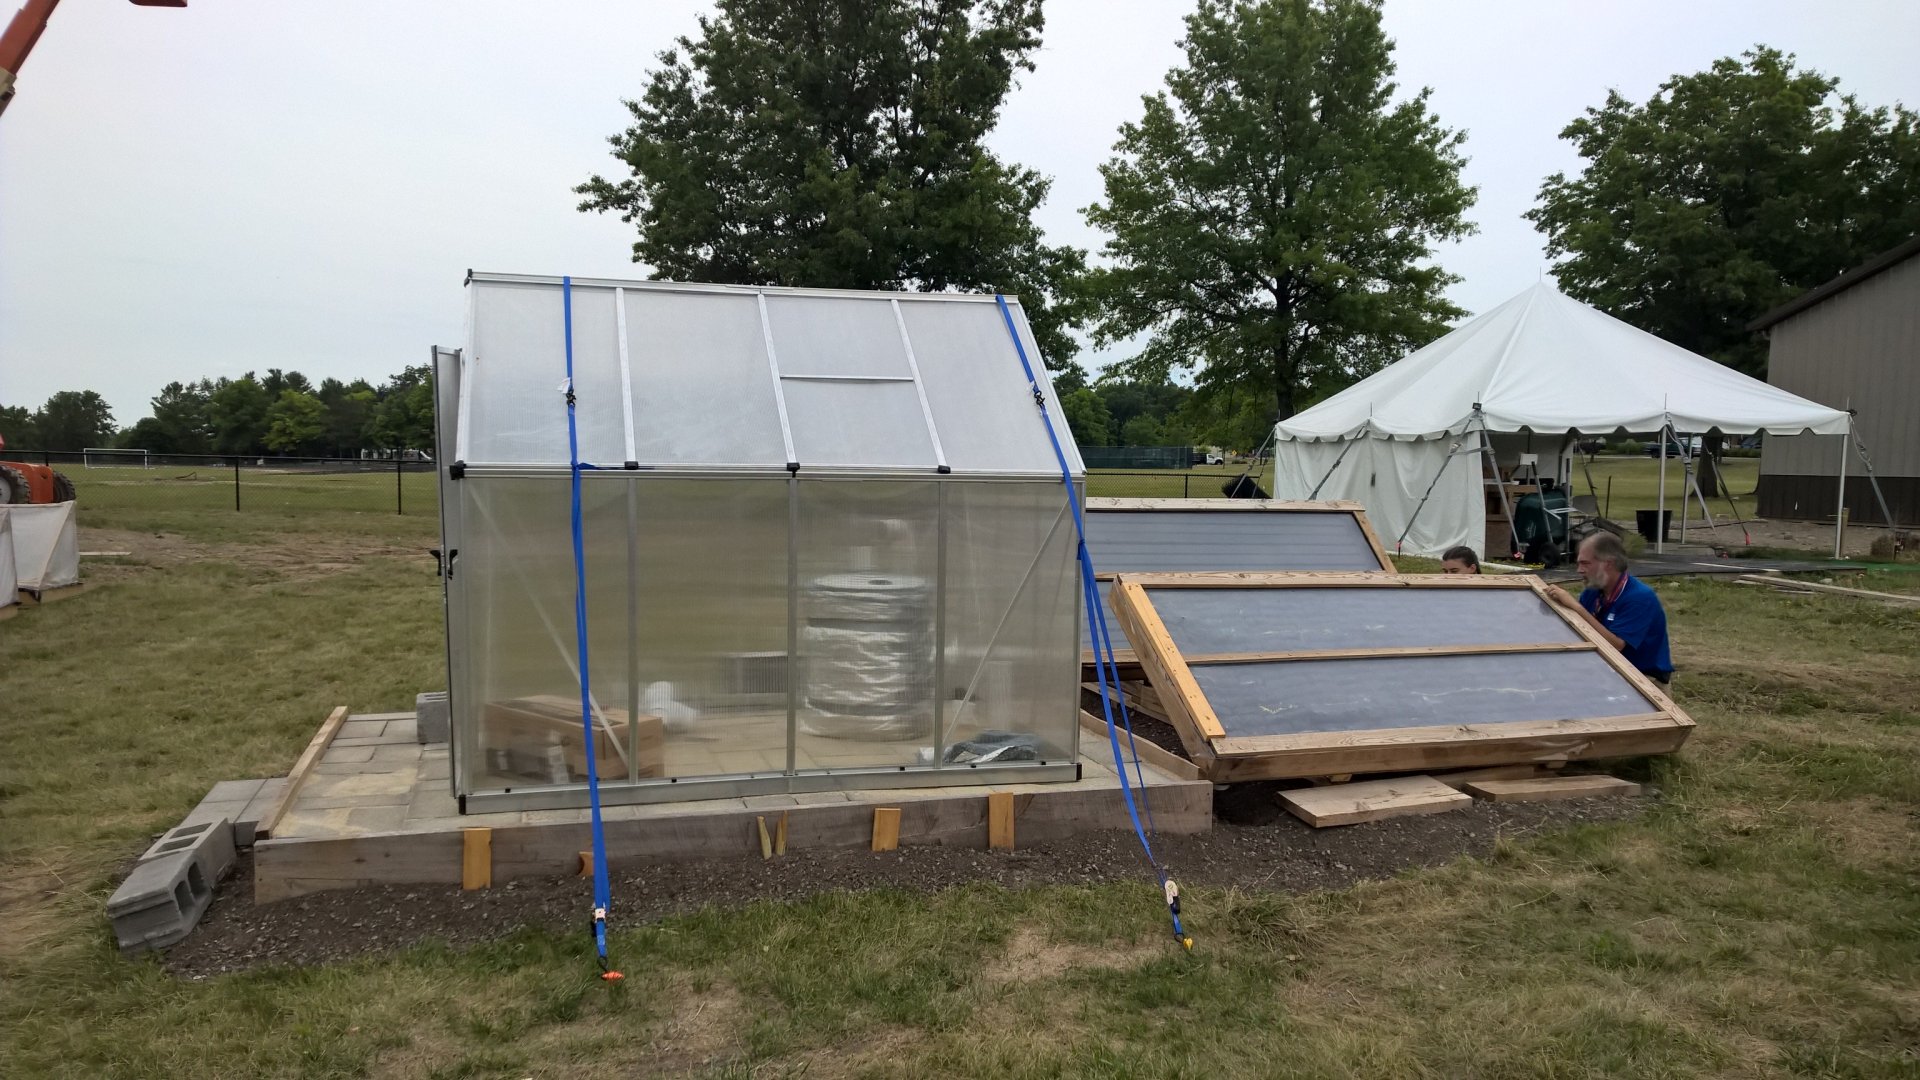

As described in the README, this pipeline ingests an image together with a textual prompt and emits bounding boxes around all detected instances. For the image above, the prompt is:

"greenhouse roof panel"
[461,274,1083,475]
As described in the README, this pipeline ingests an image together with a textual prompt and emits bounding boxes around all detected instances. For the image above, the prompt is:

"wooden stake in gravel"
[871,807,901,852]
[988,792,1015,851]
[461,828,491,889]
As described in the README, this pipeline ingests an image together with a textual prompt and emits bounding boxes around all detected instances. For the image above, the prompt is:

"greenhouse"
[432,273,1087,812]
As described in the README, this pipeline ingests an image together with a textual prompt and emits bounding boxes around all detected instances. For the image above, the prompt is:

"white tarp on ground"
[1273,283,1852,557]
[8,502,80,591]
[0,510,16,606]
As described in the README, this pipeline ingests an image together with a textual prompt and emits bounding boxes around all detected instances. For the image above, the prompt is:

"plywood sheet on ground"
[1278,775,1470,827]
[1464,775,1642,802]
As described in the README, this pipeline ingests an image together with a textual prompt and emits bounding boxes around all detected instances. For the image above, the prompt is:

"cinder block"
[137,817,237,883]
[108,853,214,954]
[416,691,449,745]
[111,817,235,955]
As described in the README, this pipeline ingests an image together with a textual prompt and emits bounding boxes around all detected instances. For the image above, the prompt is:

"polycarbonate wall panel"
[466,280,626,465]
[458,476,792,791]
[783,379,937,468]
[899,300,1081,474]
[941,482,1081,762]
[1193,652,1656,736]
[450,471,1082,797]
[794,481,939,767]
[763,295,911,378]
[624,478,791,779]
[1144,586,1582,656]
[461,478,644,789]
[623,289,788,467]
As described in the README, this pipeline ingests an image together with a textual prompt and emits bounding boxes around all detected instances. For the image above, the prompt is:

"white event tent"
[1271,283,1854,558]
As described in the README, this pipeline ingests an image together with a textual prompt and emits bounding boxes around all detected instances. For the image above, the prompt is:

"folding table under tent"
[433,274,1089,813]
[1270,283,1856,559]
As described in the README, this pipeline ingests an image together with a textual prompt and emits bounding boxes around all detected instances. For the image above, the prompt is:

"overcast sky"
[3,0,1916,425]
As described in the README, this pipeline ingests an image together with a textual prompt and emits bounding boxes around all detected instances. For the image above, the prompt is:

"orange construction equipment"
[0,435,75,504]
[2,0,185,119]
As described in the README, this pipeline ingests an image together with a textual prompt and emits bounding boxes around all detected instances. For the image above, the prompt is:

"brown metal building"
[1750,236,1920,527]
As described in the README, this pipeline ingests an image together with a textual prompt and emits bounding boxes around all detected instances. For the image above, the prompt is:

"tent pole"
[1393,421,1475,554]
[1485,425,1521,559]
[1656,423,1668,555]
[1848,418,1899,546]
[1834,411,1850,560]
[1685,441,1718,539]
[1706,453,1752,545]
[1678,438,1690,543]
[1306,423,1366,501]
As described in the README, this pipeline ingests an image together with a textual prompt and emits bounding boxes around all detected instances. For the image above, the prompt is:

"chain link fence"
[1,450,437,516]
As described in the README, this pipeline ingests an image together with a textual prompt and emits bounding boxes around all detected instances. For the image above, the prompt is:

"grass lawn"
[1577,454,1762,521]
[3,507,1918,1078]
[58,464,438,519]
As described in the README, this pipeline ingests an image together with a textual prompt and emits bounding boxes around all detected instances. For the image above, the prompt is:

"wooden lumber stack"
[479,695,664,782]
[1736,574,1920,606]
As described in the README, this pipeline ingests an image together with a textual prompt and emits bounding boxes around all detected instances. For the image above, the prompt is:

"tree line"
[12,0,1918,457]
[1,366,435,457]
[576,0,1918,441]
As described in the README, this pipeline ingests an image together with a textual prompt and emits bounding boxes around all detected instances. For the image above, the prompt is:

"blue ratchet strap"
[994,294,1191,950]
[562,276,622,981]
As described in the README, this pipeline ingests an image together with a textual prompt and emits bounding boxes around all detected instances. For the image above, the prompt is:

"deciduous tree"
[576,0,1087,366]
[1528,48,1920,375]
[1082,0,1475,419]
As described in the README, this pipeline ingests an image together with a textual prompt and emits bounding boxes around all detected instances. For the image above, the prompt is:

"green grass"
[62,464,437,518]
[4,505,1920,1077]
[1085,463,1278,499]
[1576,454,1760,520]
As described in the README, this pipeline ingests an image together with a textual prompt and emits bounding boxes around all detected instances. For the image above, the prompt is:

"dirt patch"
[163,795,1647,979]
[1680,516,1898,560]
[978,925,1160,986]
[645,981,749,1071]
[77,526,428,583]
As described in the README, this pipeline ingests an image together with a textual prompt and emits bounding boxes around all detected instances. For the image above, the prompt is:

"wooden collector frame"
[1108,572,1695,782]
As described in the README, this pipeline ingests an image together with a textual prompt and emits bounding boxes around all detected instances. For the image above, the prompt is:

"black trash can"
[1635,509,1672,544]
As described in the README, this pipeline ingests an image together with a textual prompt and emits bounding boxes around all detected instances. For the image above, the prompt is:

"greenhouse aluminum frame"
[432,273,1088,814]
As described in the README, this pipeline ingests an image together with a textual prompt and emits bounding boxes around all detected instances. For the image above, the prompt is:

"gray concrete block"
[235,778,287,845]
[174,779,262,842]
[112,817,235,955]
[108,853,214,954]
[415,691,449,745]
[204,778,268,805]
[138,817,237,883]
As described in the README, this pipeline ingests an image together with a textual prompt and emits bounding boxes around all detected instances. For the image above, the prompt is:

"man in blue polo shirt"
[1545,532,1673,684]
